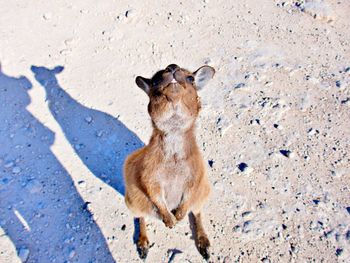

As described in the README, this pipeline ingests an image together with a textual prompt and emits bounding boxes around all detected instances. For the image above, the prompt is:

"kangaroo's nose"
[165,64,179,74]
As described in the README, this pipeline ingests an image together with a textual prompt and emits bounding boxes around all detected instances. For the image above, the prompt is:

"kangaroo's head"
[135,64,215,133]
[31,65,64,87]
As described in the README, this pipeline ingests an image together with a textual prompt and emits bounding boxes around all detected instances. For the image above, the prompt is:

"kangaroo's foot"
[136,217,150,260]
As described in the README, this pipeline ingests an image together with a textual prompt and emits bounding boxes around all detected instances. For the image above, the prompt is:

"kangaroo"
[124,64,215,260]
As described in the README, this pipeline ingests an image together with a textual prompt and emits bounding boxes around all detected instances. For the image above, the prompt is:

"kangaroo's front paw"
[173,207,187,221]
[162,213,177,228]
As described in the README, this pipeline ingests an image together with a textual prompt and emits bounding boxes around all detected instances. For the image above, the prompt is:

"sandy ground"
[0,0,349,262]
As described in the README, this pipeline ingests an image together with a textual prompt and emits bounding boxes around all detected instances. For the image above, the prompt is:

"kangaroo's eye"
[186,76,194,83]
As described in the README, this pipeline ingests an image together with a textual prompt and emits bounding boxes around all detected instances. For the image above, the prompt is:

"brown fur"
[124,64,215,259]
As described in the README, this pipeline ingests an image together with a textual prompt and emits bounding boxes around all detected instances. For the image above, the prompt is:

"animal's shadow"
[31,65,144,195]
[0,66,115,262]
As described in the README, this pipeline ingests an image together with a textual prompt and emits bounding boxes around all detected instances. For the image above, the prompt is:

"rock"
[25,180,42,194]
[312,199,320,205]
[12,167,21,174]
[125,9,136,18]
[18,247,30,262]
[69,249,76,259]
[335,80,341,88]
[232,225,241,232]
[208,159,214,168]
[121,224,126,231]
[85,116,93,123]
[242,211,251,217]
[280,150,291,158]
[345,230,350,240]
[4,161,14,168]
[43,13,52,20]
[234,83,246,89]
[243,220,253,233]
[335,248,343,257]
[238,162,248,172]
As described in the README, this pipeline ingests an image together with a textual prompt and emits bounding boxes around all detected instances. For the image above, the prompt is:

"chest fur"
[155,160,191,211]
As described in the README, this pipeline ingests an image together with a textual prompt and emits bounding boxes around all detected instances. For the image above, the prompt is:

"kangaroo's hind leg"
[190,212,210,260]
[136,217,149,259]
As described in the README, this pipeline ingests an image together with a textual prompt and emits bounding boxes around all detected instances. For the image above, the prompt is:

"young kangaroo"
[124,64,215,260]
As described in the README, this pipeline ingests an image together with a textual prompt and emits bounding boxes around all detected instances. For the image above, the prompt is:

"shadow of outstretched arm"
[31,65,144,196]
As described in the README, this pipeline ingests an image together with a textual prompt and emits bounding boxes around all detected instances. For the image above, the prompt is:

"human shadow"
[0,65,115,262]
[31,65,144,196]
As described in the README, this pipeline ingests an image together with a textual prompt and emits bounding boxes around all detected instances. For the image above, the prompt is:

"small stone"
[4,161,14,168]
[85,116,93,123]
[312,199,320,205]
[242,211,251,217]
[74,143,85,150]
[345,230,350,240]
[346,207,350,215]
[234,83,246,89]
[335,248,343,257]
[43,13,52,20]
[232,225,241,232]
[261,257,270,263]
[78,180,86,187]
[208,159,214,168]
[121,224,126,231]
[280,150,291,158]
[238,162,248,172]
[18,247,29,262]
[307,128,319,136]
[125,9,136,18]
[96,130,104,137]
[25,180,42,194]
[335,80,341,88]
[243,220,253,233]
[69,249,76,259]
[82,202,91,210]
[12,167,21,174]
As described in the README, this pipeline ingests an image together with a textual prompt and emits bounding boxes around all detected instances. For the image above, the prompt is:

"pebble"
[237,162,248,172]
[312,199,320,205]
[96,130,104,137]
[335,80,341,88]
[4,161,14,168]
[12,167,21,174]
[243,220,253,233]
[69,249,76,259]
[280,150,291,158]
[345,230,350,240]
[25,180,42,194]
[232,225,241,232]
[74,143,85,150]
[125,9,136,18]
[85,116,93,123]
[43,13,52,20]
[234,83,246,89]
[18,247,30,262]
[335,248,343,257]
[208,159,214,168]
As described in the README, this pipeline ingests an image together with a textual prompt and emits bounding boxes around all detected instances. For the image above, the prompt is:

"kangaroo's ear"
[193,65,215,90]
[53,66,64,74]
[135,76,151,95]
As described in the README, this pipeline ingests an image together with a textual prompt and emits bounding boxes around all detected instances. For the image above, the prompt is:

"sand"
[0,0,349,262]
